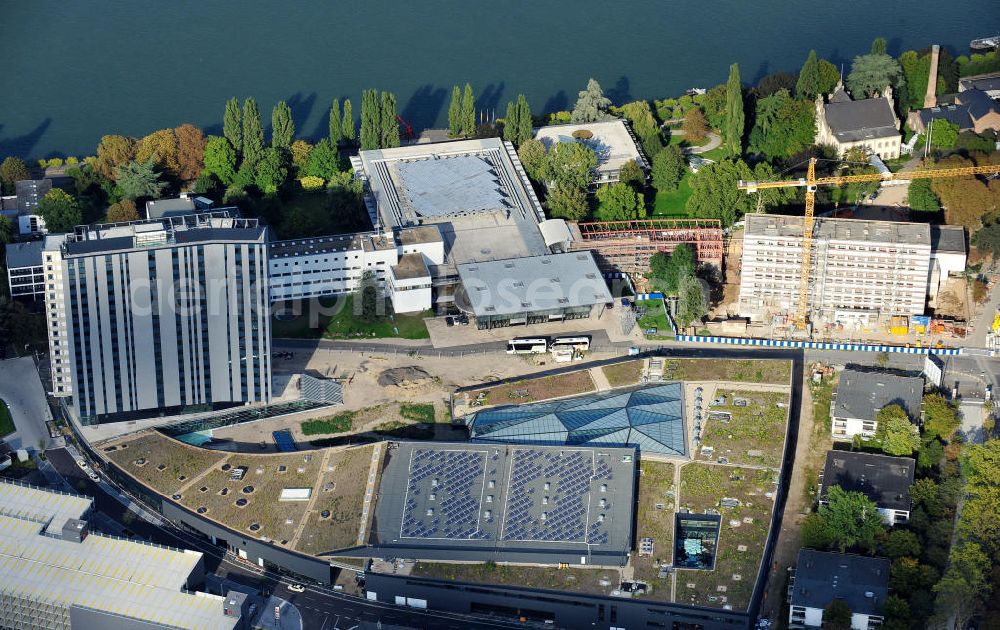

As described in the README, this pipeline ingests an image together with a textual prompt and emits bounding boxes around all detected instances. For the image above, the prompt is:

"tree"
[271,100,294,149]
[813,486,887,553]
[701,84,728,129]
[305,139,341,180]
[724,63,745,156]
[254,147,288,194]
[875,404,921,456]
[881,595,912,630]
[95,135,137,180]
[651,145,686,193]
[618,160,645,190]
[649,243,695,294]
[360,89,381,151]
[106,199,138,223]
[36,189,81,233]
[928,118,959,149]
[906,178,940,213]
[822,599,852,630]
[544,181,589,221]
[882,529,921,559]
[957,440,1000,555]
[202,136,237,186]
[818,59,841,96]
[135,128,179,175]
[356,271,382,322]
[518,138,547,182]
[931,156,998,231]
[0,156,30,193]
[748,89,816,159]
[514,94,533,147]
[448,86,463,137]
[934,542,991,629]
[847,53,904,98]
[241,97,265,170]
[0,215,13,244]
[571,78,612,123]
[504,100,519,144]
[595,182,645,221]
[797,49,821,99]
[341,99,356,145]
[544,142,597,189]
[115,158,167,200]
[686,159,760,226]
[223,97,242,157]
[955,131,995,153]
[872,36,888,55]
[676,274,707,327]
[174,124,207,183]
[972,222,1000,259]
[329,98,343,145]
[681,108,709,143]
[891,556,939,593]
[618,100,662,157]
[380,91,401,149]
[923,393,960,441]
[290,139,313,172]
[461,84,476,138]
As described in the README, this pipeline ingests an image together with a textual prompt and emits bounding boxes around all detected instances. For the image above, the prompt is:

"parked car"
[445,316,455,327]
[457,314,469,326]
[88,471,99,481]
[286,583,305,593]
[76,459,89,470]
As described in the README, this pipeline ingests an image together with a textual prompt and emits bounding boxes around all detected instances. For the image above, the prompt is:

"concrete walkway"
[0,356,52,452]
[660,118,723,155]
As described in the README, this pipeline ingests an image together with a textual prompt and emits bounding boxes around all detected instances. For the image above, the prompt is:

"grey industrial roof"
[930,225,966,254]
[61,214,266,256]
[14,179,52,215]
[824,93,899,142]
[268,232,396,258]
[396,155,510,218]
[4,239,45,269]
[791,549,889,615]
[457,252,612,318]
[821,450,914,512]
[397,225,443,246]
[470,383,688,456]
[745,215,931,247]
[368,441,635,564]
[960,87,1000,120]
[834,369,923,423]
[960,73,1000,93]
[145,197,196,219]
[0,481,236,630]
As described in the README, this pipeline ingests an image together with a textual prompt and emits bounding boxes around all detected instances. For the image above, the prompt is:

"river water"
[2,0,998,158]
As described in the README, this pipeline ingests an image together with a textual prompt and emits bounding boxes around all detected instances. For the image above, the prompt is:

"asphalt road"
[0,355,52,452]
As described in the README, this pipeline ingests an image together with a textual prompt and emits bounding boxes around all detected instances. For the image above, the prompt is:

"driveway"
[0,356,51,452]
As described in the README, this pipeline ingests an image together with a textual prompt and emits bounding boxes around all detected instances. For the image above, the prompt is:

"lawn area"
[698,390,790,468]
[271,294,430,340]
[301,411,357,436]
[633,461,676,594]
[652,175,694,218]
[0,399,14,438]
[676,463,776,611]
[602,360,644,388]
[636,298,674,339]
[399,403,435,424]
[411,562,620,597]
[471,370,595,406]
[661,358,791,385]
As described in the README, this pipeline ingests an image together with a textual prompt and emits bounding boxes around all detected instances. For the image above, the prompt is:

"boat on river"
[970,35,1000,51]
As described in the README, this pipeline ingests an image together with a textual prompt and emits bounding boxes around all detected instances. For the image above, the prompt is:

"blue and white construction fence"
[674,334,963,356]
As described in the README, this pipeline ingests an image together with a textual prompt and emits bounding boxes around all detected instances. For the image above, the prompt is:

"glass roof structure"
[469,383,687,456]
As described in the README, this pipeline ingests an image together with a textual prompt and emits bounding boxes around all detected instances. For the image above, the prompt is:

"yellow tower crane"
[738,157,1000,329]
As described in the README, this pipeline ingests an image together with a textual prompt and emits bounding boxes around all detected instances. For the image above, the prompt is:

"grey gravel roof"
[791,549,889,615]
[833,369,923,423]
[396,155,510,218]
[930,225,965,255]
[824,95,899,142]
[821,450,914,512]
[4,239,45,269]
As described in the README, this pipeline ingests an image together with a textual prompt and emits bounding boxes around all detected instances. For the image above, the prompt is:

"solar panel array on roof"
[396,155,510,218]
[470,383,687,456]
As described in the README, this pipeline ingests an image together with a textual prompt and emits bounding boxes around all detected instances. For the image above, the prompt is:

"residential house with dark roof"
[815,85,902,159]
[820,450,915,525]
[909,87,1000,134]
[789,549,889,629]
[959,72,1000,99]
[831,368,923,440]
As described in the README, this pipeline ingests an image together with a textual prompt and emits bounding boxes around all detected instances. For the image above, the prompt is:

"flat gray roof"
[457,252,612,318]
[60,214,265,257]
[396,155,510,219]
[4,239,44,269]
[392,253,429,280]
[745,214,931,247]
[821,450,914,512]
[834,368,923,423]
[792,549,889,615]
[930,225,966,254]
[367,442,635,564]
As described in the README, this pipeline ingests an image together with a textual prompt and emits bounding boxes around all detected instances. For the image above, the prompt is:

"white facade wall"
[268,245,396,302]
[831,414,878,441]
[389,275,432,313]
[739,230,931,324]
[790,606,882,630]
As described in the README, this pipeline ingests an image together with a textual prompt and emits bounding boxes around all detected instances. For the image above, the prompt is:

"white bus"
[551,336,591,352]
[507,337,548,354]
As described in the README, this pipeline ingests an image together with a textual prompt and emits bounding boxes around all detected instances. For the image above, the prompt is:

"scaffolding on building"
[570,219,725,275]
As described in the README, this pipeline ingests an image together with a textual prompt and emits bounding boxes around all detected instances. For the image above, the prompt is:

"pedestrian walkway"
[357,443,382,545]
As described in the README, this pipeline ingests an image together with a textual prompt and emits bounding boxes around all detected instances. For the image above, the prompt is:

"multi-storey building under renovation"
[738,215,932,326]
[43,211,271,425]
